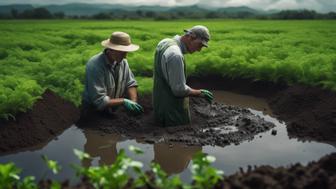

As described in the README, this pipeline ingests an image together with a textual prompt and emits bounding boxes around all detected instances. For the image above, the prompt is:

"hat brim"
[184,29,208,47]
[202,40,208,47]
[101,39,139,52]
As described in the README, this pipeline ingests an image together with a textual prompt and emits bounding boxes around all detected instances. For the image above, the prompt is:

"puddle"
[0,91,335,183]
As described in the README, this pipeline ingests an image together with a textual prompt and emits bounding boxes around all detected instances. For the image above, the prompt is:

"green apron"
[153,39,190,127]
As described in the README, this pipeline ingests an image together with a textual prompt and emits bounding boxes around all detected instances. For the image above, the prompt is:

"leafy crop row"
[1,20,336,119]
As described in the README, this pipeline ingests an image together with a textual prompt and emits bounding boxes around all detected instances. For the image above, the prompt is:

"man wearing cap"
[82,31,143,116]
[153,25,214,127]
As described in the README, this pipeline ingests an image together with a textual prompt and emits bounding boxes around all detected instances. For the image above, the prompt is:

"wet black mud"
[77,97,275,147]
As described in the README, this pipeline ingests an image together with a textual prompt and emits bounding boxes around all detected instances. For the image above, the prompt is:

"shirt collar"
[173,35,188,54]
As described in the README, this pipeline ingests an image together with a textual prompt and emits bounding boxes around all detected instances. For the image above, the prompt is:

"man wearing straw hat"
[82,31,143,115]
[153,25,214,127]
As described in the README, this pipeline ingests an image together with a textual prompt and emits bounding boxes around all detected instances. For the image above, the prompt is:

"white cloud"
[266,0,323,11]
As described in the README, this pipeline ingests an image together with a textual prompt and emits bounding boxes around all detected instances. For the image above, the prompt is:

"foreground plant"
[0,146,224,188]
[73,147,145,189]
[0,162,38,189]
[191,152,224,189]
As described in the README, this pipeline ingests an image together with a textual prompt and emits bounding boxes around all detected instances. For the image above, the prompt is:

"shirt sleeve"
[85,64,110,110]
[124,60,138,88]
[161,51,191,97]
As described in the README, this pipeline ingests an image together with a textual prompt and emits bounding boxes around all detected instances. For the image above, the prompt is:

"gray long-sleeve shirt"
[159,35,191,97]
[82,51,137,110]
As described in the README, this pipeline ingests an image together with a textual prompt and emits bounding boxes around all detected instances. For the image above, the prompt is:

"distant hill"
[0,4,33,14]
[217,6,261,14]
[0,3,270,16]
[1,3,334,20]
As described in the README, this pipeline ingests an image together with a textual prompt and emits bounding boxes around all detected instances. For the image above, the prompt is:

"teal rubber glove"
[200,89,213,103]
[123,99,144,114]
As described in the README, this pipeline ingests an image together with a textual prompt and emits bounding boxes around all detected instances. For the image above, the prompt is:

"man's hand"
[123,99,144,115]
[200,89,213,103]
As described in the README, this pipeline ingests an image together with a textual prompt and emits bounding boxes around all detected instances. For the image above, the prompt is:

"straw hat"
[101,32,139,52]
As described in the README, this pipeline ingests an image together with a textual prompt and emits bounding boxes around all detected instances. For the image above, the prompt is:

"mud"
[188,75,336,144]
[269,85,336,144]
[1,76,336,188]
[220,152,336,189]
[0,89,80,154]
[77,96,275,147]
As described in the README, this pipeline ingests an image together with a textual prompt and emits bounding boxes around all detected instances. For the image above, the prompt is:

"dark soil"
[269,85,336,144]
[220,152,336,189]
[77,96,275,147]
[188,75,336,145]
[0,89,80,155]
[1,76,336,188]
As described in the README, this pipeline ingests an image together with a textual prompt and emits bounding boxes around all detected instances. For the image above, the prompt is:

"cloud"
[265,0,323,11]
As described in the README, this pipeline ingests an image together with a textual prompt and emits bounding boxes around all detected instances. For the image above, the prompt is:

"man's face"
[187,36,206,54]
[111,50,127,63]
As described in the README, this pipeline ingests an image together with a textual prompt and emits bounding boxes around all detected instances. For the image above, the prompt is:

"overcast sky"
[0,0,335,13]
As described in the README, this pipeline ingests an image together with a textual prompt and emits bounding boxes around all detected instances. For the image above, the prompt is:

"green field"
[1,20,336,119]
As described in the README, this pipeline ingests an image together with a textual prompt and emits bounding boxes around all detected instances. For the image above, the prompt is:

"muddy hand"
[200,89,213,103]
[123,99,144,115]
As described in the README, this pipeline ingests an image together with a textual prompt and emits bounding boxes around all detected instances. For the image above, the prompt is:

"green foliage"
[191,153,224,189]
[73,148,91,161]
[150,163,187,189]
[0,163,38,189]
[41,155,62,175]
[136,77,153,95]
[17,176,38,189]
[0,76,43,120]
[73,148,144,189]
[0,146,225,188]
[1,20,336,119]
[0,163,21,188]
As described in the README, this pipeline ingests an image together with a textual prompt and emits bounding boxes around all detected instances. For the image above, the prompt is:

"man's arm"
[162,51,210,99]
[188,88,202,96]
[127,87,138,102]
[124,60,138,102]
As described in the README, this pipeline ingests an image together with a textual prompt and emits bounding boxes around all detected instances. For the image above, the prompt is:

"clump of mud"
[77,96,275,147]
[221,152,336,189]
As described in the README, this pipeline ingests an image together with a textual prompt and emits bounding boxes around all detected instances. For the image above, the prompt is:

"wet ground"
[76,92,277,147]
[1,76,336,188]
[0,91,335,184]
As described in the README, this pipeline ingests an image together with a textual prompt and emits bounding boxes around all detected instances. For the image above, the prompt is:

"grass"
[1,19,336,119]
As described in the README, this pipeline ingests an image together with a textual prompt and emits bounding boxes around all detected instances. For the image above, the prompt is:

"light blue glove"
[123,99,144,114]
[200,89,213,103]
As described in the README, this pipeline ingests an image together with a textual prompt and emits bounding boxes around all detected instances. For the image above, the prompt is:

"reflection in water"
[213,90,273,115]
[82,129,121,167]
[153,143,201,175]
[0,90,335,182]
[81,130,202,175]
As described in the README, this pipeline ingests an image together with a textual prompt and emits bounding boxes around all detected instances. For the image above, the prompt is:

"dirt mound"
[188,75,336,144]
[77,96,275,147]
[269,85,336,143]
[221,152,336,189]
[0,89,80,154]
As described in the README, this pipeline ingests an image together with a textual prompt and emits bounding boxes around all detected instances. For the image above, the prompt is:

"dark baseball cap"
[184,25,210,47]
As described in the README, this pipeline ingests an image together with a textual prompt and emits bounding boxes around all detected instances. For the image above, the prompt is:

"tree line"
[0,7,335,20]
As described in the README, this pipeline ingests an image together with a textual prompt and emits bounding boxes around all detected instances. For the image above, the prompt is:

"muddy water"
[0,91,335,182]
